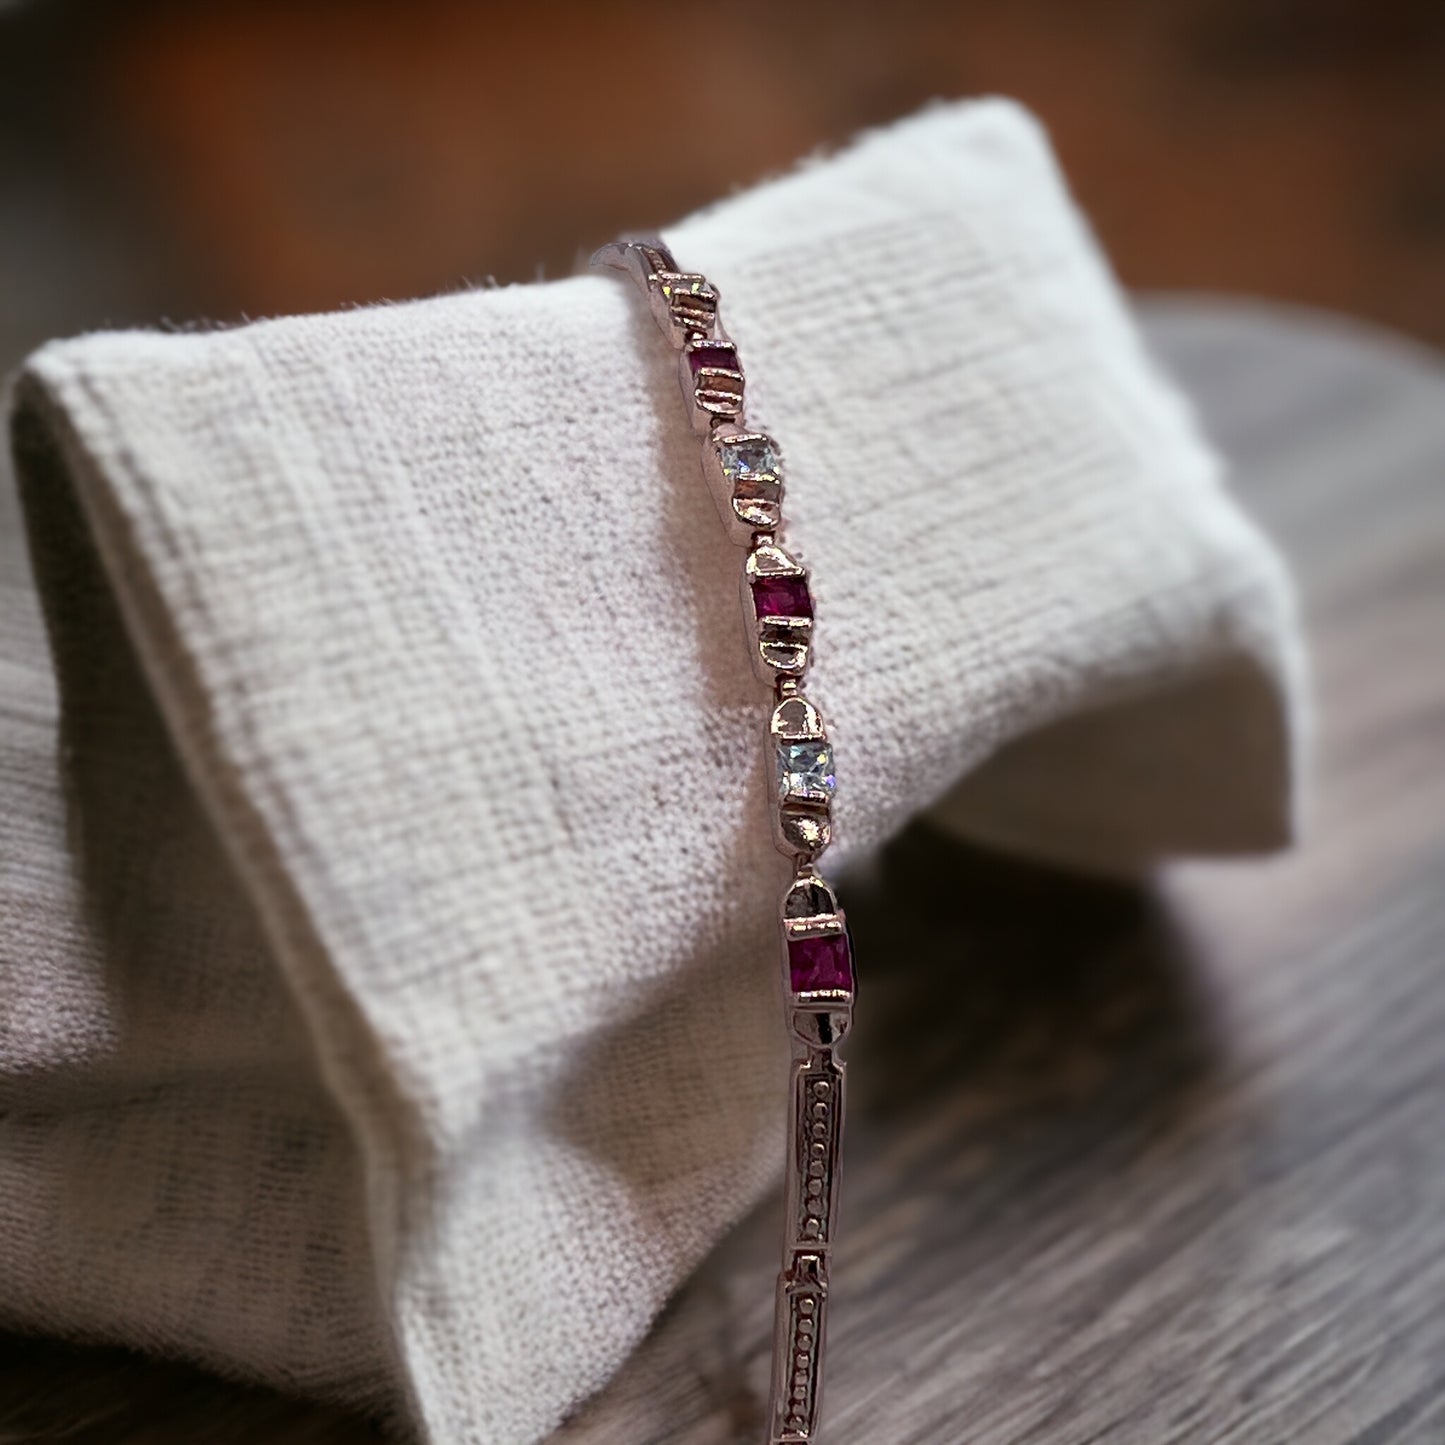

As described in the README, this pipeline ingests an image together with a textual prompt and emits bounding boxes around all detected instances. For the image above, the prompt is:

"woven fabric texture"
[1,100,1302,1443]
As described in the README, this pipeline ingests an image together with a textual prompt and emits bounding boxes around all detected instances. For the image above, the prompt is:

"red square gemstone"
[688,342,740,376]
[752,574,813,619]
[788,931,854,994]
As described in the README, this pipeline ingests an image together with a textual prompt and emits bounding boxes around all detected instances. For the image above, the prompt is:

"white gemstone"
[718,436,780,480]
[777,740,836,800]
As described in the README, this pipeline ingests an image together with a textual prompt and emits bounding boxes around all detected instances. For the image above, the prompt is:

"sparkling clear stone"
[718,436,779,480]
[777,739,836,799]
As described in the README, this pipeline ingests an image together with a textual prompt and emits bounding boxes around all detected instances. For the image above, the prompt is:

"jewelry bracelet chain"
[593,238,855,1445]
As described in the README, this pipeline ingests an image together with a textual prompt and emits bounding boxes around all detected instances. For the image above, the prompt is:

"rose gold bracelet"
[593,238,854,1444]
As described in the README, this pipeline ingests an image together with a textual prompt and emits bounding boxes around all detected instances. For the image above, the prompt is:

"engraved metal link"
[593,237,854,1444]
[772,1050,844,1439]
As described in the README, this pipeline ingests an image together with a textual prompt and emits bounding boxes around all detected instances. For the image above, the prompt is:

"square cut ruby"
[752,574,813,619]
[788,931,854,994]
[688,342,740,376]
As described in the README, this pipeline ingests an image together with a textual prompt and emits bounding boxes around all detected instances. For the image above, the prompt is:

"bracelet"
[593,238,855,1444]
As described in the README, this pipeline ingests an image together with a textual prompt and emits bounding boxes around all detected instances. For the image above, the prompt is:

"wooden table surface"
[3,300,1443,1443]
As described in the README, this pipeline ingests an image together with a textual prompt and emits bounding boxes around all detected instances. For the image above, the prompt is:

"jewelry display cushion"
[2,101,1302,1443]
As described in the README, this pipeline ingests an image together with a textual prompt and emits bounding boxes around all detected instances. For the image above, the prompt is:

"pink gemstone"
[688,342,740,376]
[788,932,854,994]
[752,574,813,619]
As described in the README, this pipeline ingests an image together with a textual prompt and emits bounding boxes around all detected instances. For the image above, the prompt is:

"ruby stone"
[688,342,740,376]
[752,573,813,619]
[788,931,854,994]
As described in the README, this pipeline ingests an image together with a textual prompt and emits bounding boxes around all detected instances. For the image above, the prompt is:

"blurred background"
[3,0,1445,368]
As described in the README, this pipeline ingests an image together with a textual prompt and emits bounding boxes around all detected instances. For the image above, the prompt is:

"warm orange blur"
[7,0,1445,340]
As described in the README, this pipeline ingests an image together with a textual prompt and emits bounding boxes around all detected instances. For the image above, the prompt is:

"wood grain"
[2,303,1442,1443]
